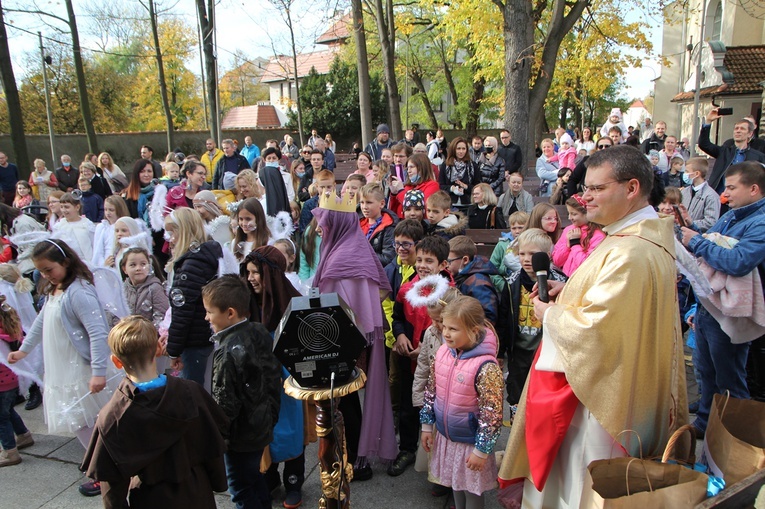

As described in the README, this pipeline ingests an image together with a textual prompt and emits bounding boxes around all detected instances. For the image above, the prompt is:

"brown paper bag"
[580,458,709,508]
[580,425,708,508]
[702,392,765,484]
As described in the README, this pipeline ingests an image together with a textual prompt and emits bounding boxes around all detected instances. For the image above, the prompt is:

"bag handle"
[625,458,653,496]
[719,389,731,419]
[609,429,643,462]
[661,424,696,464]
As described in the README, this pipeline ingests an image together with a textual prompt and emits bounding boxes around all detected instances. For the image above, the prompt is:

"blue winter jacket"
[688,196,765,278]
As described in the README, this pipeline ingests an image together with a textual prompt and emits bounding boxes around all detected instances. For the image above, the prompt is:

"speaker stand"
[284,369,367,509]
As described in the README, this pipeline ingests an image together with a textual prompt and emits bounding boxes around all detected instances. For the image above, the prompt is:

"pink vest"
[433,330,497,444]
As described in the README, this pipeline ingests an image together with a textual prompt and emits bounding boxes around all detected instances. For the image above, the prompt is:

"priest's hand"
[531,296,555,322]
[531,280,565,301]
[680,226,699,246]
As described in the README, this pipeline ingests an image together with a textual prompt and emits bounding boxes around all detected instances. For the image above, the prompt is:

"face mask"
[296,171,305,178]
[484,146,494,153]
[682,172,694,185]
[265,161,279,168]
[410,174,421,184]
[63,162,70,167]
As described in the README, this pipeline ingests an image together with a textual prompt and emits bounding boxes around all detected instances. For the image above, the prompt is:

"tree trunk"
[559,93,569,129]
[436,41,460,129]
[409,71,438,131]
[64,0,97,153]
[464,75,485,139]
[496,0,534,174]
[0,2,30,173]
[196,0,218,144]
[373,0,402,140]
[573,77,582,130]
[352,0,373,147]
[148,0,174,153]
[285,5,305,147]
[527,0,589,149]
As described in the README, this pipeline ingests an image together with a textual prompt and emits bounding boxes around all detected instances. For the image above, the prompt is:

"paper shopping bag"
[701,392,765,484]
[580,458,709,508]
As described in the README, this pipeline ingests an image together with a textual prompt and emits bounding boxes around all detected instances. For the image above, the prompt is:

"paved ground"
[1,394,509,509]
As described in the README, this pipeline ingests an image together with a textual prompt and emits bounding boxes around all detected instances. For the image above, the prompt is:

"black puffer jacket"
[365,208,399,267]
[212,320,282,452]
[477,154,506,197]
[167,240,221,357]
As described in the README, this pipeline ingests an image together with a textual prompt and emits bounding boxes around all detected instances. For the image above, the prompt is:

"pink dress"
[551,224,606,276]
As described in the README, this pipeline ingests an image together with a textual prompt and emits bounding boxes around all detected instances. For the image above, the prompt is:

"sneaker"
[431,483,451,497]
[0,448,21,467]
[283,490,303,508]
[387,450,416,477]
[15,432,34,450]
[79,480,101,497]
[352,464,373,482]
[25,385,42,411]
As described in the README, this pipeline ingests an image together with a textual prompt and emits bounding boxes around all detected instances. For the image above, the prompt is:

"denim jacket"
[20,278,111,376]
[688,196,765,278]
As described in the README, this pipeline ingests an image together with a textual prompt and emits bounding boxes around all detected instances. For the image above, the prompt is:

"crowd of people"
[0,107,763,509]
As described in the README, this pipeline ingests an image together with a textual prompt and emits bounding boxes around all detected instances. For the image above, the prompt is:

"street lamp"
[38,32,56,166]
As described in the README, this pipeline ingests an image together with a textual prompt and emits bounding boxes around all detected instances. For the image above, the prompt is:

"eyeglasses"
[393,241,414,250]
[301,151,310,154]
[446,257,461,263]
[597,144,611,149]
[582,180,625,194]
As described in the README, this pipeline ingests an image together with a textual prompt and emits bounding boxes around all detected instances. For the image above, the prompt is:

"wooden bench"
[466,228,510,258]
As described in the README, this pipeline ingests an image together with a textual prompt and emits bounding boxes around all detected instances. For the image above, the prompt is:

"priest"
[498,145,688,507]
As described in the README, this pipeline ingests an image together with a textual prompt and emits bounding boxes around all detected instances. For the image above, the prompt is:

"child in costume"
[8,239,120,496]
[81,316,229,508]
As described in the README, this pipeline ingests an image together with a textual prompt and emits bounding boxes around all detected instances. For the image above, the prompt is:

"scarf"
[450,160,468,183]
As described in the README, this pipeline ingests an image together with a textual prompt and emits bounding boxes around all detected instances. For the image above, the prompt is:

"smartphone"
[717,107,733,116]
[672,205,685,226]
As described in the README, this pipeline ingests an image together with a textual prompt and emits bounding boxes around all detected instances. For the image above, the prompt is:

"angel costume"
[52,218,95,261]
[498,208,688,508]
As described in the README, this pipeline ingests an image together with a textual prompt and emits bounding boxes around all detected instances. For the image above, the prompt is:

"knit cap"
[403,189,425,209]
[560,133,573,146]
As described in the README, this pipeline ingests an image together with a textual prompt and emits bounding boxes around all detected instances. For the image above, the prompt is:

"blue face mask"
[682,171,694,185]
[296,171,305,178]
[265,161,279,168]
[410,174,421,184]
[63,162,70,167]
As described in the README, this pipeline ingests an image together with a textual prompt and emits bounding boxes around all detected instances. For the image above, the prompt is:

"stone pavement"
[1,398,509,509]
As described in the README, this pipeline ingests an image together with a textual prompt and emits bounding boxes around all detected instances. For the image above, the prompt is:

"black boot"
[25,383,42,411]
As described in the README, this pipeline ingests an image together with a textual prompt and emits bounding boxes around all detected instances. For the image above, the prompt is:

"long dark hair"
[445,137,470,166]
[32,239,94,294]
[0,203,22,235]
[301,217,321,271]
[233,198,271,260]
[124,159,153,201]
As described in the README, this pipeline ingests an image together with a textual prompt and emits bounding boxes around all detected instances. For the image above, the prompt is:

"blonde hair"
[360,182,385,201]
[663,186,682,205]
[448,235,477,259]
[33,158,45,170]
[441,295,486,345]
[0,264,33,294]
[512,228,553,255]
[108,315,159,371]
[508,211,529,227]
[104,195,129,219]
[427,190,452,210]
[98,152,116,171]
[236,169,264,200]
[426,286,461,313]
[165,208,208,271]
[472,182,497,206]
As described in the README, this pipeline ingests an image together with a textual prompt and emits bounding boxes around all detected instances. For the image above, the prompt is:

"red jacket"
[388,179,440,218]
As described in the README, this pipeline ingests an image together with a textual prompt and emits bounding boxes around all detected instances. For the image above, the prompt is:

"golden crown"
[319,191,358,213]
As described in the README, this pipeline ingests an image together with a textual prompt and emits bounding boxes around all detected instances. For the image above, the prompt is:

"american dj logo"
[296,311,341,352]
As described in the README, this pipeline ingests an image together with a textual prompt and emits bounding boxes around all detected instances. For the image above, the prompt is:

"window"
[710,1,722,42]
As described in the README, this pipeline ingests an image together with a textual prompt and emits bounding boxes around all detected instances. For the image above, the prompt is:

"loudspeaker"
[273,290,367,388]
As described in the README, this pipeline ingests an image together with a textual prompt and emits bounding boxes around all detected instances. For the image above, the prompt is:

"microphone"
[531,252,551,303]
